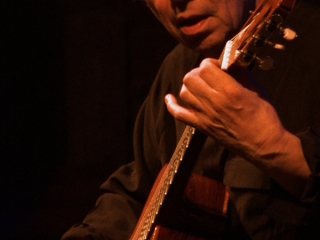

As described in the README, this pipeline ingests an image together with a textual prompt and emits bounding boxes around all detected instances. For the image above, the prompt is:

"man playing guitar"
[62,0,320,239]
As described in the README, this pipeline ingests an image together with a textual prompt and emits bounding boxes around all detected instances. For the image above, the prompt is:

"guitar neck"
[130,126,207,240]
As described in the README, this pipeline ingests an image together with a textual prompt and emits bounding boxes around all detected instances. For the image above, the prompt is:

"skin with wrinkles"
[146,0,256,57]
[146,0,311,198]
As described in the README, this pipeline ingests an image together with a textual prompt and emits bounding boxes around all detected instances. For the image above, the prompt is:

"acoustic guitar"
[130,0,297,239]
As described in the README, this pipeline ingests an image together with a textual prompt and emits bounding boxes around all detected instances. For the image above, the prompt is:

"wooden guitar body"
[148,167,229,240]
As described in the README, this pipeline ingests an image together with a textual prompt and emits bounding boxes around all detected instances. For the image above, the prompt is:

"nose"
[171,0,191,12]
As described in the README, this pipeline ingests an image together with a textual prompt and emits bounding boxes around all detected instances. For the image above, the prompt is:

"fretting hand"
[165,58,311,198]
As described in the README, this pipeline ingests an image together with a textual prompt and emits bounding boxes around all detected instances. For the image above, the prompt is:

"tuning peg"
[265,40,286,50]
[257,56,274,70]
[253,35,286,50]
[282,28,297,40]
[273,43,286,50]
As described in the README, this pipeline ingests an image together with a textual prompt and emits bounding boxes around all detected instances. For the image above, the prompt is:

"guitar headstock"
[220,0,297,71]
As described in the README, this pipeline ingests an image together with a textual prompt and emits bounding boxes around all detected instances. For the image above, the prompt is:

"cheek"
[230,1,253,27]
[146,1,179,37]
[146,0,168,22]
[220,1,250,30]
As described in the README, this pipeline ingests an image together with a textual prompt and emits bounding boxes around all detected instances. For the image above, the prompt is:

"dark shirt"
[62,1,320,239]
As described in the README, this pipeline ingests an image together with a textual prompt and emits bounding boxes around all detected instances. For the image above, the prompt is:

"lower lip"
[180,18,209,35]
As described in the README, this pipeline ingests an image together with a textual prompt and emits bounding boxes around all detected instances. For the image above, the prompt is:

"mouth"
[177,15,210,35]
[178,15,207,26]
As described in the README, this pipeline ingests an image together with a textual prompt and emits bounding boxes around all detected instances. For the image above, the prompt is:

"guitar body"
[151,226,207,240]
[138,165,229,240]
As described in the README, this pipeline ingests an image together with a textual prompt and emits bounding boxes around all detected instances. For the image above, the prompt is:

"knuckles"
[179,84,190,104]
[199,58,219,68]
[222,83,243,100]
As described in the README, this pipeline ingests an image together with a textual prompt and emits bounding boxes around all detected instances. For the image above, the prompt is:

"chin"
[193,41,226,59]
[181,33,228,58]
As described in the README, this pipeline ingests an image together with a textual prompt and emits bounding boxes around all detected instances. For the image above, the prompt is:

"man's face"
[146,0,257,57]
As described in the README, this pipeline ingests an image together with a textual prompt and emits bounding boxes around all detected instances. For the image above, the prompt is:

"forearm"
[247,129,311,199]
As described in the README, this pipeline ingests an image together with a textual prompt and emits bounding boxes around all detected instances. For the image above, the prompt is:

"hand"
[165,58,284,161]
[165,58,311,198]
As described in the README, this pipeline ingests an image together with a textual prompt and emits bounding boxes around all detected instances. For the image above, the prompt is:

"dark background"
[1,0,177,239]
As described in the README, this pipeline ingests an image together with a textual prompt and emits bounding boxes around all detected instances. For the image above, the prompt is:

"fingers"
[191,58,241,91]
[199,58,220,68]
[164,94,198,126]
[164,58,259,129]
[181,70,214,108]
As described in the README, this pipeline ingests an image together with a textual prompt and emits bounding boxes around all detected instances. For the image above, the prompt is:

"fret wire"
[135,126,196,239]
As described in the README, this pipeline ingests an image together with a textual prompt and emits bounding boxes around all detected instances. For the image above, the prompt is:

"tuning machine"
[257,56,274,70]
[253,35,286,50]
[262,14,297,48]
[257,27,296,70]
[268,27,297,50]
[254,25,296,48]
[266,14,297,40]
[281,27,297,40]
[237,49,273,70]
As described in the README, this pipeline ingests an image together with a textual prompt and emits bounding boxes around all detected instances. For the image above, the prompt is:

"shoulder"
[151,44,200,95]
[139,44,199,135]
[160,44,199,77]
[163,43,199,66]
